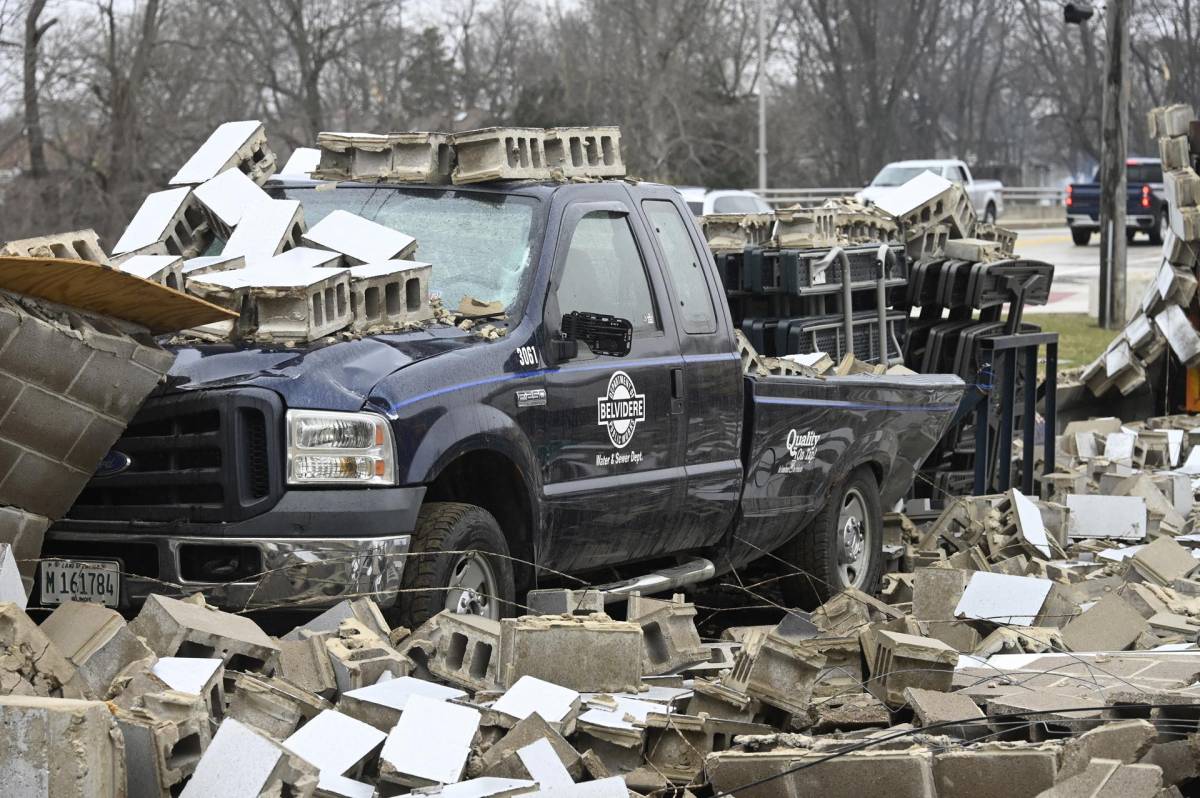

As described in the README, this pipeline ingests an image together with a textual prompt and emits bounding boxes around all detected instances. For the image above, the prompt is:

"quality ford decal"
[597,370,645,449]
[779,428,820,473]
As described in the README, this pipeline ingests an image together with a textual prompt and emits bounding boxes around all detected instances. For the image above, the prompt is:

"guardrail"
[755,186,1065,208]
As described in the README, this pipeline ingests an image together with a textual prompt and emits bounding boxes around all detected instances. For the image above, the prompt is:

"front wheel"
[390,502,516,630]
[983,202,997,225]
[780,468,883,608]
[1071,228,1092,246]
[1149,207,1167,246]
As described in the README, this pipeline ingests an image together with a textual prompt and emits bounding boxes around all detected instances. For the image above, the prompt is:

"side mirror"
[558,311,632,358]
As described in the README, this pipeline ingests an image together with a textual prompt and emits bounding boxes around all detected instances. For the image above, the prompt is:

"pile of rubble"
[1082,103,1200,396]
[11,411,1200,798]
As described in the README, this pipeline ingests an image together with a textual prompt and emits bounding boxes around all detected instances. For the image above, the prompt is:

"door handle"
[670,367,684,414]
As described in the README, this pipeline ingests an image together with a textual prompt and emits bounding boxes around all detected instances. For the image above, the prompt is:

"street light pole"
[757,0,767,193]
[1098,0,1131,329]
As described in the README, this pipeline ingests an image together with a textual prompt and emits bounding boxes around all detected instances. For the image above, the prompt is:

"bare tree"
[23,0,56,178]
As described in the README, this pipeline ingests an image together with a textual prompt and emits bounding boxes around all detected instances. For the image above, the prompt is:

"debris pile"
[1082,102,1200,396]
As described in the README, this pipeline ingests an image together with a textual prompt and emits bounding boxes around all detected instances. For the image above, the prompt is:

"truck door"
[639,194,744,548]
[539,197,686,571]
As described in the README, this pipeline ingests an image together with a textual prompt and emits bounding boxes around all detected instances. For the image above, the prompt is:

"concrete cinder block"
[379,693,481,788]
[943,237,1002,262]
[338,675,465,732]
[865,631,957,708]
[282,597,391,642]
[1066,493,1149,540]
[39,601,152,696]
[771,206,837,249]
[498,613,642,693]
[742,629,827,715]
[128,594,279,674]
[170,120,277,186]
[193,168,271,238]
[1159,135,1193,172]
[283,708,386,785]
[347,260,433,332]
[544,126,624,179]
[0,508,49,595]
[0,602,88,698]
[180,716,317,798]
[451,127,549,184]
[1130,535,1198,585]
[0,695,126,798]
[117,254,185,290]
[1169,204,1200,241]
[324,618,411,694]
[0,228,109,264]
[932,744,1059,798]
[384,132,455,183]
[302,209,417,265]
[112,187,212,260]
[189,249,351,342]
[491,675,581,736]
[1149,104,1195,139]
[1164,167,1200,212]
[1060,593,1149,653]
[277,635,337,700]
[226,671,329,741]
[221,198,305,260]
[478,711,584,782]
[707,747,936,798]
[428,612,502,692]
[627,593,706,676]
[314,132,396,181]
[117,689,211,797]
[152,657,225,722]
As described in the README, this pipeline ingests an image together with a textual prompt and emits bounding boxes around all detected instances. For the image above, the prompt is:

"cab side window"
[555,212,659,336]
[643,200,717,334]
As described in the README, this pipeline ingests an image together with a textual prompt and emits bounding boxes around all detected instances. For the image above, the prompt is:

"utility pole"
[757,0,767,193]
[1098,0,1131,329]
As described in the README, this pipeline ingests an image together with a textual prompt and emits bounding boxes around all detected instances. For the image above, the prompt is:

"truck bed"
[733,371,964,558]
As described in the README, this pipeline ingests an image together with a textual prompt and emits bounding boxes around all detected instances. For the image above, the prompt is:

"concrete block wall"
[0,293,174,586]
[0,229,110,265]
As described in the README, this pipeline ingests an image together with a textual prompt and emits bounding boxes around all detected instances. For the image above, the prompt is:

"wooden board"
[0,256,237,334]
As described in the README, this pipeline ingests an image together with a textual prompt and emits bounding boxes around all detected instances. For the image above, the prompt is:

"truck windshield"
[278,185,538,310]
[871,166,936,187]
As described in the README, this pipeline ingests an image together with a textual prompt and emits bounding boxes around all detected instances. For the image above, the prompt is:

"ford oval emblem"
[95,450,132,478]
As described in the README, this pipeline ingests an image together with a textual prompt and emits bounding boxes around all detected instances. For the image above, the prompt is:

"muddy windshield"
[277,185,539,311]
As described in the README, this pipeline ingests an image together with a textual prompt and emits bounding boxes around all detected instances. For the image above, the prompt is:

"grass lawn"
[1023,313,1116,372]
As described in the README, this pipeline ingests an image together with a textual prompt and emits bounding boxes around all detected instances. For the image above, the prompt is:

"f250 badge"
[597,371,646,449]
[779,428,820,473]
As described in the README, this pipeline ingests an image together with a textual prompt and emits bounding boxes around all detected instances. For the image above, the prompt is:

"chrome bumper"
[42,531,411,612]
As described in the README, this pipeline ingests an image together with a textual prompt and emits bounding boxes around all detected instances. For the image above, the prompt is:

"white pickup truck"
[858,159,1004,224]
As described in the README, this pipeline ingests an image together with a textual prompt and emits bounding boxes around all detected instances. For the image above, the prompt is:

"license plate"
[40,559,120,607]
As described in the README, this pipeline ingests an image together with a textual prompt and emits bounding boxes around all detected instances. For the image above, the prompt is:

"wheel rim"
[836,488,872,588]
[445,551,500,619]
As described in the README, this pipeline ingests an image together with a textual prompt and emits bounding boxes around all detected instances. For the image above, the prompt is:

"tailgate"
[1068,185,1102,217]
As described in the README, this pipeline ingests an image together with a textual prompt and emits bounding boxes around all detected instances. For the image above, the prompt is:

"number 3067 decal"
[516,345,539,368]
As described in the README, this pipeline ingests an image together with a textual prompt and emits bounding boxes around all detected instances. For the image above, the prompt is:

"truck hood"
[162,327,479,411]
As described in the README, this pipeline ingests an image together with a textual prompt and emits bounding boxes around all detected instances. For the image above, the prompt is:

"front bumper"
[41,486,424,613]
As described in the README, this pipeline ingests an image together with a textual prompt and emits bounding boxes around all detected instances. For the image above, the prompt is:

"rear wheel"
[1126,228,1137,244]
[780,468,883,608]
[391,502,516,630]
[1071,228,1092,246]
[983,202,997,225]
[1150,207,1167,246]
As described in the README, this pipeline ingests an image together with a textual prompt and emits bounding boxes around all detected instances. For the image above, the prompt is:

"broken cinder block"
[128,594,279,674]
[112,187,212,260]
[0,695,127,798]
[544,126,624,179]
[170,120,277,187]
[0,228,109,265]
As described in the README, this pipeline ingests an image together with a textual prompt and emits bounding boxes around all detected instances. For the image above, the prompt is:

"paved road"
[1013,226,1163,314]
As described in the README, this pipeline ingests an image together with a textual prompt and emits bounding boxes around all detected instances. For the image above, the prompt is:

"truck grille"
[68,388,283,523]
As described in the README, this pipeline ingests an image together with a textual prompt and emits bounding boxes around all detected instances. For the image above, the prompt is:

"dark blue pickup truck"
[1066,157,1167,246]
[40,179,962,626]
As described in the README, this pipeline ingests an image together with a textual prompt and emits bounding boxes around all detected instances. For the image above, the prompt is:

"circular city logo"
[596,370,646,449]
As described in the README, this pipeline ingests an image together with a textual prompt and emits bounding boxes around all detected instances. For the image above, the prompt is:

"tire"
[780,468,884,609]
[984,202,997,225]
[390,502,516,630]
[1126,228,1137,244]
[1071,228,1092,246]
[1149,207,1167,246]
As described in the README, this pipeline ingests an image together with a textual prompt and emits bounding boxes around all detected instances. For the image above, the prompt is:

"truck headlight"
[286,409,396,486]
